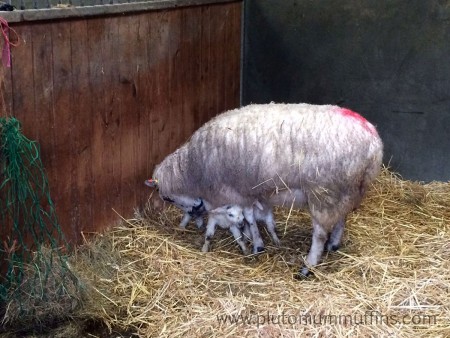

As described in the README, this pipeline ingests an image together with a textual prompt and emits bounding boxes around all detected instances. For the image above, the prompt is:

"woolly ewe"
[152,103,383,277]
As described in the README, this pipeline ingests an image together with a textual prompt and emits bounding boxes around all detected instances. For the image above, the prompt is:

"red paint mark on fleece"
[339,108,377,135]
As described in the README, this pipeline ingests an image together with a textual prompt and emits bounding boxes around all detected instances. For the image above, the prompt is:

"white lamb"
[201,204,248,254]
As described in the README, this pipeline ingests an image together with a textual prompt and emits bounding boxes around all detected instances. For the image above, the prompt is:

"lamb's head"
[214,205,245,227]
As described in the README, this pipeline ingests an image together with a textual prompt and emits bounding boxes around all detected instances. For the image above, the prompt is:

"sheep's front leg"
[300,218,328,277]
[229,225,250,255]
[244,207,265,254]
[326,218,345,252]
[202,218,217,252]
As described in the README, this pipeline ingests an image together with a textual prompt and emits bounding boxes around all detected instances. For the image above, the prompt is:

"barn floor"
[1,168,449,337]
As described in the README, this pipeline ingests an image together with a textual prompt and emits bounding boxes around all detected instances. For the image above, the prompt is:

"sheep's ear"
[145,178,158,187]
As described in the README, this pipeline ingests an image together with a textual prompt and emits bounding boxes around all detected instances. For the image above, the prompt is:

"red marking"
[338,108,377,135]
[145,178,158,187]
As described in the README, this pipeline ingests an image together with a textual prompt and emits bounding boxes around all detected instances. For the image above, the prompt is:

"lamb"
[152,103,383,276]
[146,179,264,253]
[201,204,248,254]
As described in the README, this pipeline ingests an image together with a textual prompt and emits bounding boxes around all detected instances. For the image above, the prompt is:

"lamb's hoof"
[201,245,209,253]
[272,238,281,247]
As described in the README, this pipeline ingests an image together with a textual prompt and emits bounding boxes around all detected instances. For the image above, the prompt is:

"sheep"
[201,204,248,254]
[152,103,383,276]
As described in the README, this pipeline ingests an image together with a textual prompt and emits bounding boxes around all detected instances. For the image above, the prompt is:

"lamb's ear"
[211,206,227,214]
[254,201,264,210]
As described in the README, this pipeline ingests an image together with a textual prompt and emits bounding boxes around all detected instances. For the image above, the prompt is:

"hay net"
[0,117,78,328]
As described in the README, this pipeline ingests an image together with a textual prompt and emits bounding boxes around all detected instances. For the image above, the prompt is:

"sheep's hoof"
[255,246,265,254]
[325,241,340,252]
[295,267,312,279]
[201,244,210,253]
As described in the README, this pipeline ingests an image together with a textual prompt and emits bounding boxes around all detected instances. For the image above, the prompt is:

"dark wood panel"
[51,21,74,241]
[3,2,242,244]
[87,16,112,233]
[70,19,94,238]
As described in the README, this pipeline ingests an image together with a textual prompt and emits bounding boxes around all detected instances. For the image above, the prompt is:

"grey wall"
[243,0,450,182]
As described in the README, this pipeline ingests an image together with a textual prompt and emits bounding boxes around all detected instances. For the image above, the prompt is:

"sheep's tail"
[359,137,383,199]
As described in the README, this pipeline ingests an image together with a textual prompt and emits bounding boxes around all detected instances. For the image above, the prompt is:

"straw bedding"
[2,168,450,337]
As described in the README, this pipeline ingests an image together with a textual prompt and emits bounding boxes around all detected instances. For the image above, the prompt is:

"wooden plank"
[70,18,94,237]
[0,32,13,117]
[25,22,57,248]
[51,20,75,242]
[180,6,202,140]
[1,0,242,23]
[199,5,212,126]
[168,9,183,152]
[149,11,171,165]
[225,2,241,110]
[87,16,114,232]
[102,16,122,226]
[211,3,227,116]
[117,14,139,217]
[10,24,35,139]
[135,11,152,207]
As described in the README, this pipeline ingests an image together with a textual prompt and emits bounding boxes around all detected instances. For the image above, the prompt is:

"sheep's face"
[161,195,207,216]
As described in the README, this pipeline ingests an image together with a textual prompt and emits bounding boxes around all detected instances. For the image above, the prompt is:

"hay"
[4,168,450,337]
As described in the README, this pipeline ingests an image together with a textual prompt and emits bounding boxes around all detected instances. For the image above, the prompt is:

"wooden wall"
[0,1,242,244]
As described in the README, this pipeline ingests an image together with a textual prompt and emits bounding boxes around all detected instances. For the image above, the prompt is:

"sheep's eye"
[228,213,234,217]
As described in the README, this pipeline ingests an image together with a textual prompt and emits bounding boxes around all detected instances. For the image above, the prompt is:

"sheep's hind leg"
[229,225,250,255]
[300,218,328,277]
[325,218,345,252]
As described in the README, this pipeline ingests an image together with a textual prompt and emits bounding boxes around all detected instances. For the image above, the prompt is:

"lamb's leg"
[228,225,250,255]
[202,218,217,252]
[194,216,204,229]
[242,223,252,242]
[300,218,328,277]
[179,213,192,228]
[261,209,281,247]
[325,218,345,252]
[244,207,265,254]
